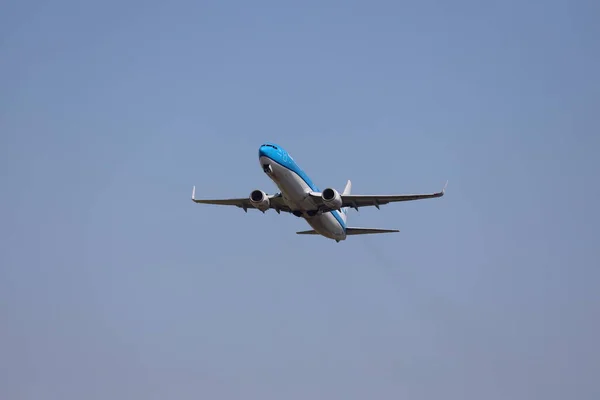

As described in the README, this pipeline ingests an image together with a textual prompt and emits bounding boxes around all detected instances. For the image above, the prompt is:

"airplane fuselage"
[258,143,347,241]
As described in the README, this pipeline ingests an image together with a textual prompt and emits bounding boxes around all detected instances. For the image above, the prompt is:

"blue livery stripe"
[330,210,346,230]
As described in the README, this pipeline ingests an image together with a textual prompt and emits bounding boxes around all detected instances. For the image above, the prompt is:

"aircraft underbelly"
[306,213,345,239]
[263,156,344,240]
[279,174,344,239]
[266,158,314,210]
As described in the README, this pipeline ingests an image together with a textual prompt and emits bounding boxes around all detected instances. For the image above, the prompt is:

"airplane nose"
[259,144,282,161]
[258,145,268,158]
[259,144,278,159]
[258,146,276,174]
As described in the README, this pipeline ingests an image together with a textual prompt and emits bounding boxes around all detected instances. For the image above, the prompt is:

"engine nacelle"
[322,187,343,210]
[249,189,270,211]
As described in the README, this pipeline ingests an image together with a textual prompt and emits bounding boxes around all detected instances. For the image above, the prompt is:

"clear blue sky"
[1,0,599,399]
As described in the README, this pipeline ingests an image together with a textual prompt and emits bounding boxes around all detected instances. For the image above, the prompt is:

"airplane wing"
[190,186,292,213]
[309,181,447,211]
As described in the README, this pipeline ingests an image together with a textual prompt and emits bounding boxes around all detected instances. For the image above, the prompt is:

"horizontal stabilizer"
[296,228,399,236]
[346,227,399,235]
[296,230,319,235]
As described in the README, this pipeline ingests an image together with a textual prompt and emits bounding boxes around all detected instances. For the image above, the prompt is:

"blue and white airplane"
[192,143,447,242]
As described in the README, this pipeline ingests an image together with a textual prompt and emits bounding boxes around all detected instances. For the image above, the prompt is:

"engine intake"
[249,189,270,211]
[322,187,342,209]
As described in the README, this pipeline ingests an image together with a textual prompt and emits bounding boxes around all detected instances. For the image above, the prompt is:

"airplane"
[191,142,447,242]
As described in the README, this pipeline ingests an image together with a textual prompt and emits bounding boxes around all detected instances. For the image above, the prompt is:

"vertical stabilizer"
[340,180,351,223]
[343,180,352,195]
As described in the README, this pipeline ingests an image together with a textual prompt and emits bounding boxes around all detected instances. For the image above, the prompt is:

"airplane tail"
[332,180,399,236]
[343,179,352,195]
[340,180,352,223]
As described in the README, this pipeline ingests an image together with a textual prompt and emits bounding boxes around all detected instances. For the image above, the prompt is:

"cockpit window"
[262,144,278,150]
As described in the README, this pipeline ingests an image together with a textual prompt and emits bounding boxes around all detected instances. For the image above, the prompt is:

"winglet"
[442,180,448,194]
[191,186,196,201]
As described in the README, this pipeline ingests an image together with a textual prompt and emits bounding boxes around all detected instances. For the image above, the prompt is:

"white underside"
[260,156,346,241]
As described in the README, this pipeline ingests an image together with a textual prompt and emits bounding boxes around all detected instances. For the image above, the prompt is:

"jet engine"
[249,189,270,211]
[322,187,343,210]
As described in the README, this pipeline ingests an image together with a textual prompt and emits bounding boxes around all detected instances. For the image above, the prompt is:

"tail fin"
[343,180,352,195]
[340,180,352,223]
